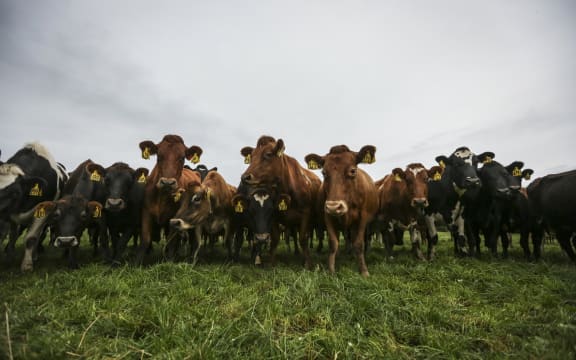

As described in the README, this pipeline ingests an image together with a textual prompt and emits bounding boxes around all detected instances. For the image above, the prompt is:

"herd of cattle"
[0,134,574,276]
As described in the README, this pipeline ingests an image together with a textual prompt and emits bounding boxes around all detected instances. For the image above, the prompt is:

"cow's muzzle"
[464,177,481,188]
[325,200,348,216]
[54,236,79,248]
[170,218,191,230]
[411,198,429,208]
[105,198,126,211]
[241,173,258,185]
[157,177,178,191]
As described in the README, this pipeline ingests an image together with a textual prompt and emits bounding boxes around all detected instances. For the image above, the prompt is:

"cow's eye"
[348,167,357,178]
[192,193,202,203]
[321,169,328,178]
[263,151,273,160]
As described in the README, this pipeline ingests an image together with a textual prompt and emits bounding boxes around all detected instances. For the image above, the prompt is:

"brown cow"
[240,135,321,268]
[169,170,234,264]
[137,135,203,264]
[376,163,435,260]
[304,145,378,277]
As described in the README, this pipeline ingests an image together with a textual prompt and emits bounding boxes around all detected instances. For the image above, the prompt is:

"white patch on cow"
[253,193,270,207]
[408,167,425,176]
[425,214,437,238]
[453,148,473,165]
[0,164,25,190]
[24,142,65,199]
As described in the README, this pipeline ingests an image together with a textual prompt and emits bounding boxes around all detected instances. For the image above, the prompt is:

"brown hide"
[137,134,203,264]
[240,135,321,268]
[304,144,378,277]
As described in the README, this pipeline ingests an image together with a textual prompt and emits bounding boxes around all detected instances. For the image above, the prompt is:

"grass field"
[1,233,575,359]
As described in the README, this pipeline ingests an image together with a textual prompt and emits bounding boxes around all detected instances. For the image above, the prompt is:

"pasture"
[1,232,575,359]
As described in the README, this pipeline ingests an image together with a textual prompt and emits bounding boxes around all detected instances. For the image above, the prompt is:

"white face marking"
[408,167,425,176]
[0,164,25,190]
[253,193,270,207]
[453,148,473,165]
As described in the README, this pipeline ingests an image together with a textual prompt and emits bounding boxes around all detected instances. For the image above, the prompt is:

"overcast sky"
[1,0,575,184]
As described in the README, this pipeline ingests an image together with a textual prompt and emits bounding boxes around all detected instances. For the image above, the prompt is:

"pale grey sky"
[1,0,575,184]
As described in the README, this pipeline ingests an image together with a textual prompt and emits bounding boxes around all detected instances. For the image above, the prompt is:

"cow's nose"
[509,185,521,192]
[160,178,177,187]
[170,218,184,229]
[465,177,481,187]
[325,200,348,216]
[54,236,79,247]
[411,198,429,208]
[105,198,125,210]
[241,173,254,184]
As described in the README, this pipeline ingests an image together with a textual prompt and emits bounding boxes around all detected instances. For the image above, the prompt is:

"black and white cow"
[527,169,576,262]
[0,142,67,263]
[231,187,291,265]
[424,147,482,256]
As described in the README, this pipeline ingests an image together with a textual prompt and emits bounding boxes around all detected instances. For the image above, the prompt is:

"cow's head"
[232,187,290,265]
[477,152,516,199]
[504,161,533,191]
[33,196,103,248]
[139,135,202,192]
[99,162,139,212]
[0,163,48,217]
[240,136,285,186]
[404,163,430,209]
[170,180,211,230]
[305,144,376,217]
[436,146,482,195]
[191,164,218,182]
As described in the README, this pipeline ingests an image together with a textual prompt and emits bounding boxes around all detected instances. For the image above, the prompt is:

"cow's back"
[528,170,576,230]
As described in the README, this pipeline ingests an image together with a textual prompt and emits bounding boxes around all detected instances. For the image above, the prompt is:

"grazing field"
[1,233,575,359]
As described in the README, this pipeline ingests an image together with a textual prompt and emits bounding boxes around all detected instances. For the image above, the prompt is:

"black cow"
[0,143,67,263]
[231,187,291,265]
[424,147,482,257]
[99,163,149,263]
[527,170,576,262]
[21,196,104,269]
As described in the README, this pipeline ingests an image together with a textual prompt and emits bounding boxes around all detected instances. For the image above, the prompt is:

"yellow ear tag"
[190,153,200,164]
[142,147,150,160]
[439,160,446,168]
[433,172,442,181]
[308,159,319,170]
[173,191,182,202]
[524,173,531,180]
[29,183,42,197]
[138,173,147,183]
[90,170,101,182]
[394,174,402,182]
[234,201,244,213]
[92,206,102,218]
[362,153,373,164]
[34,206,46,218]
[278,199,288,211]
[512,167,522,177]
[482,156,492,164]
[244,154,251,164]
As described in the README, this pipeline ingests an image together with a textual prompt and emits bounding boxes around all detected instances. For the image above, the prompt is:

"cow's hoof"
[21,263,33,272]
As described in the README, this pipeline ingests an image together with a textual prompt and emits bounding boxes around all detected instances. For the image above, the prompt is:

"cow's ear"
[428,166,443,181]
[85,163,105,182]
[274,139,286,157]
[477,152,495,164]
[22,177,48,198]
[185,146,203,164]
[304,154,324,170]
[392,168,405,182]
[232,194,248,214]
[277,194,291,212]
[505,161,524,177]
[357,145,376,164]
[134,167,149,184]
[435,155,449,168]
[87,201,103,219]
[240,147,254,164]
[522,169,534,180]
[139,141,157,160]
[33,201,56,219]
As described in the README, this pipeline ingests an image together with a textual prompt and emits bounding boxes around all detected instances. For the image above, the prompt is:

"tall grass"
[1,233,575,359]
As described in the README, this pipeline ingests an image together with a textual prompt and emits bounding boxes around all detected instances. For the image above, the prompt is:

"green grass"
[1,233,575,359]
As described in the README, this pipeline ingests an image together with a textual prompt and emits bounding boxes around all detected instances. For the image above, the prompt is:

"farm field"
[1,232,575,359]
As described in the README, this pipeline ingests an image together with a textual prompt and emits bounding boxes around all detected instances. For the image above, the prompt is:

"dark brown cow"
[169,170,234,264]
[376,163,434,260]
[137,135,203,264]
[240,135,321,268]
[304,145,378,277]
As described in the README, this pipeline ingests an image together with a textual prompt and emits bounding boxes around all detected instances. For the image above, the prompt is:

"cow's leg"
[68,246,79,269]
[500,230,510,259]
[136,213,154,265]
[325,218,339,274]
[232,227,244,262]
[425,215,438,260]
[352,221,369,277]
[556,229,576,262]
[268,223,280,266]
[4,223,20,262]
[383,221,395,259]
[519,229,531,260]
[298,213,313,270]
[410,225,425,261]
[114,228,134,263]
[223,222,233,262]
[21,217,49,272]
[188,228,202,266]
